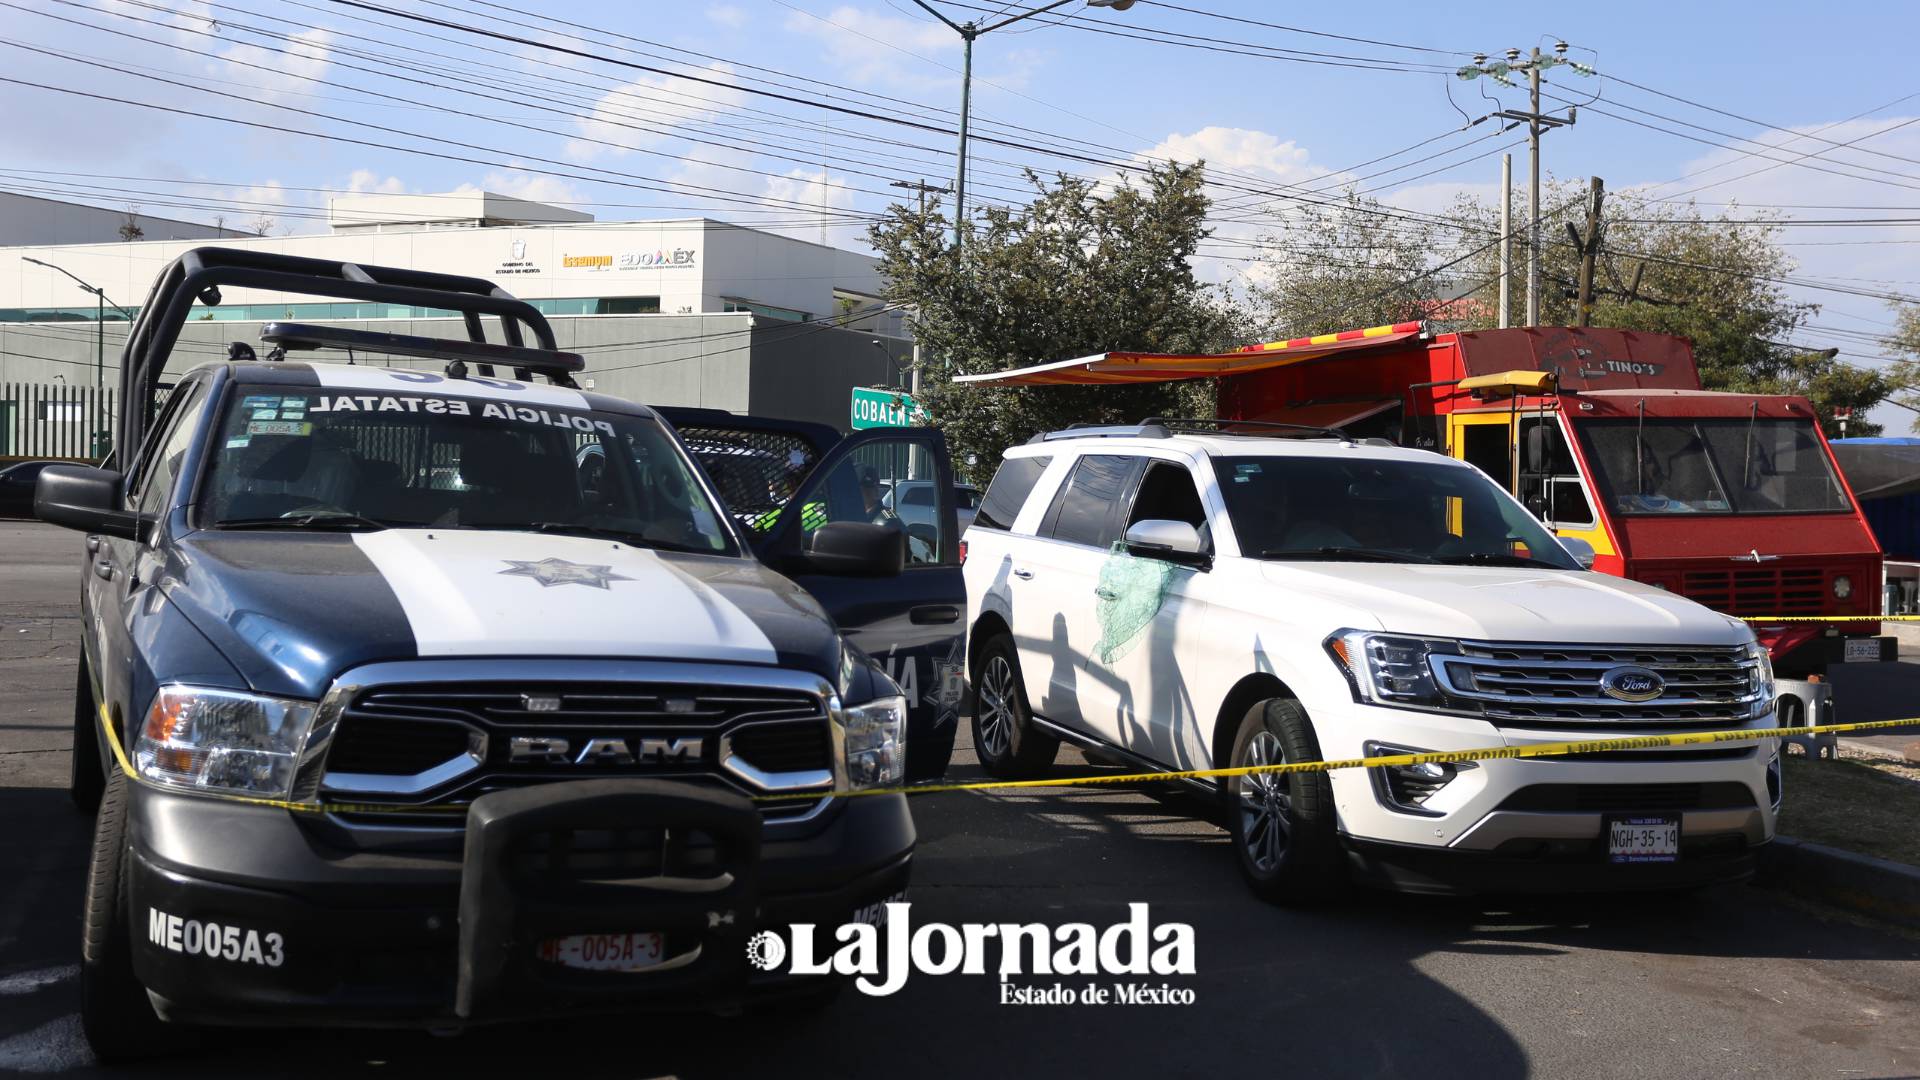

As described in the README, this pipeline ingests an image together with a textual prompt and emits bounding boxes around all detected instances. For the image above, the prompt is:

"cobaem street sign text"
[851,386,927,429]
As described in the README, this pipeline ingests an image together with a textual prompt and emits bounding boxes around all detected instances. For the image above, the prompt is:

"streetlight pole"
[909,0,1134,245]
[22,256,136,459]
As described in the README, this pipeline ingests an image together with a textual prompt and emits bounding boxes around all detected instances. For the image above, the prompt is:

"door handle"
[1012,568,1034,580]
[94,560,114,581]
[85,535,101,553]
[909,604,961,625]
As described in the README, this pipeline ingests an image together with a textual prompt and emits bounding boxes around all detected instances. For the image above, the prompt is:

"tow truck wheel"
[68,656,104,814]
[81,770,170,1063]
[970,635,1058,778]
[1226,698,1345,905]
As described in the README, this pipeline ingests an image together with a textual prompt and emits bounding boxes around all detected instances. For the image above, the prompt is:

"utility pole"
[890,178,952,223]
[1565,176,1606,327]
[888,180,952,400]
[910,0,1135,247]
[1456,42,1589,327]
[1498,154,1512,329]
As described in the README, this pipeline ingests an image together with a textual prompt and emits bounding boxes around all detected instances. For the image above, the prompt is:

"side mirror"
[36,465,148,542]
[804,521,906,578]
[1124,519,1208,565]
[1558,535,1596,570]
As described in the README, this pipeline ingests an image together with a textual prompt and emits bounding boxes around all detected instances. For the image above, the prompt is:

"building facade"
[1,192,911,454]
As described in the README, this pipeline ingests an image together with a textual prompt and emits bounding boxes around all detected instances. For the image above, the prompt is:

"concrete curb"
[1759,835,1920,929]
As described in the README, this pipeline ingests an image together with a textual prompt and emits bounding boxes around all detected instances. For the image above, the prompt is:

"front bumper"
[126,780,913,1029]
[1304,698,1778,894]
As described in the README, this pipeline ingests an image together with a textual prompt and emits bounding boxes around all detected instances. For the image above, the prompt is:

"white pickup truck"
[962,421,1779,901]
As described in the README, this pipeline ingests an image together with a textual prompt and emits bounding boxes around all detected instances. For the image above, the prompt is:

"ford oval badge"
[1599,666,1665,702]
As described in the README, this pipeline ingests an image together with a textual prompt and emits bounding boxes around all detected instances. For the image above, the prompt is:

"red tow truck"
[958,322,1893,682]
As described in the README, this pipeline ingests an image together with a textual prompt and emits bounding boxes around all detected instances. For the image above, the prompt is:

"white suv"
[962,422,1779,901]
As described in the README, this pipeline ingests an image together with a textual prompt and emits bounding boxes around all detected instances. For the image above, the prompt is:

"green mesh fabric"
[1093,542,1176,664]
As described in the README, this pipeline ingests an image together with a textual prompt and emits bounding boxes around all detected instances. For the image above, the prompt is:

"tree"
[117,205,145,242]
[1447,182,1890,434]
[1245,179,1890,435]
[1884,305,1920,432]
[1245,191,1458,337]
[247,213,278,237]
[869,164,1239,471]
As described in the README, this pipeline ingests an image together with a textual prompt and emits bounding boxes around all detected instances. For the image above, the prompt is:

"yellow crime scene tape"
[99,703,1920,812]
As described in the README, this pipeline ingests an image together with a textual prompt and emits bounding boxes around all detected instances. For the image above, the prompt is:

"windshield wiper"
[1258,547,1433,564]
[216,513,389,531]
[1432,552,1570,569]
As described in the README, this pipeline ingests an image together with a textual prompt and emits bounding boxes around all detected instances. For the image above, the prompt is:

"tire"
[970,635,1057,778]
[1225,697,1346,905]
[68,655,105,814]
[81,770,170,1064]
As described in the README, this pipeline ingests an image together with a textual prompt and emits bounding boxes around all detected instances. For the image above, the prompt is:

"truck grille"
[1679,566,1824,617]
[1432,641,1766,731]
[318,681,833,815]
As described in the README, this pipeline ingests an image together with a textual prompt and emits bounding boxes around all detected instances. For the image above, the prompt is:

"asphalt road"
[2,519,1918,1078]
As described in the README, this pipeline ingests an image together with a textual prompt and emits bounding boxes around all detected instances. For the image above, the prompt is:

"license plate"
[1607,816,1680,864]
[537,932,664,972]
[1844,638,1882,663]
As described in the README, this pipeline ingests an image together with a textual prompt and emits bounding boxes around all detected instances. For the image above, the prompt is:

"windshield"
[1213,454,1579,568]
[200,384,736,555]
[1576,418,1852,515]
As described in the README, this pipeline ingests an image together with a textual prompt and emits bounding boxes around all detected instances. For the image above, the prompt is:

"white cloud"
[566,62,750,161]
[778,5,1044,93]
[343,169,407,194]
[1128,126,1340,289]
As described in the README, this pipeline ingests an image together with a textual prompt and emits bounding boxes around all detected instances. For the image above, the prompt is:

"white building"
[1,192,911,455]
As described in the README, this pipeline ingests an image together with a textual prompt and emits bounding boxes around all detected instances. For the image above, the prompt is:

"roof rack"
[259,323,585,386]
[1027,422,1172,444]
[117,246,568,457]
[1143,417,1355,440]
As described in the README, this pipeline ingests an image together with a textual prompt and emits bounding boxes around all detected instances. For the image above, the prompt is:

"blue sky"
[2,0,1916,426]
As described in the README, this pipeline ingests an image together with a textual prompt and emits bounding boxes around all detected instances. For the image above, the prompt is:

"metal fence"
[0,383,114,460]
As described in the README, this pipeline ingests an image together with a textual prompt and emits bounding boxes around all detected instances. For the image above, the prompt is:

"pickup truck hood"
[165,528,840,699]
[1256,562,1751,645]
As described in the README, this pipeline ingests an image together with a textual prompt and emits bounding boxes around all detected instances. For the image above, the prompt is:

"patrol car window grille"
[670,425,818,530]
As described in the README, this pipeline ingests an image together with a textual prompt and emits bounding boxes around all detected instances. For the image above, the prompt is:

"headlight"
[1833,575,1852,600]
[135,686,318,799]
[1746,640,1776,710]
[1326,631,1458,711]
[841,693,907,790]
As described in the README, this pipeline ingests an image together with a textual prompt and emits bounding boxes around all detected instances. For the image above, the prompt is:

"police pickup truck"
[37,249,964,1060]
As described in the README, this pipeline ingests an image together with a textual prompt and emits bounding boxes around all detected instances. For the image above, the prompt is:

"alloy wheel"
[977,655,1015,759]
[1238,731,1291,873]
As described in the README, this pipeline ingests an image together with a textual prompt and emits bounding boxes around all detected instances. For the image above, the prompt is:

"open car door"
[657,407,966,781]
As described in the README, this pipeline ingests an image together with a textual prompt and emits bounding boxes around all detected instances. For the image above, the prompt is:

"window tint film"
[974,455,1050,531]
[135,382,208,516]
[1213,454,1577,568]
[201,385,735,554]
[1044,454,1140,548]
[788,439,950,566]
[1577,418,1850,515]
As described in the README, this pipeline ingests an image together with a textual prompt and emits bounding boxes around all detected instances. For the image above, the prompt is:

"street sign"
[850,386,927,430]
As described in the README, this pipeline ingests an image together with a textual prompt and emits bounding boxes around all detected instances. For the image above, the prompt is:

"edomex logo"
[746,902,1197,1003]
